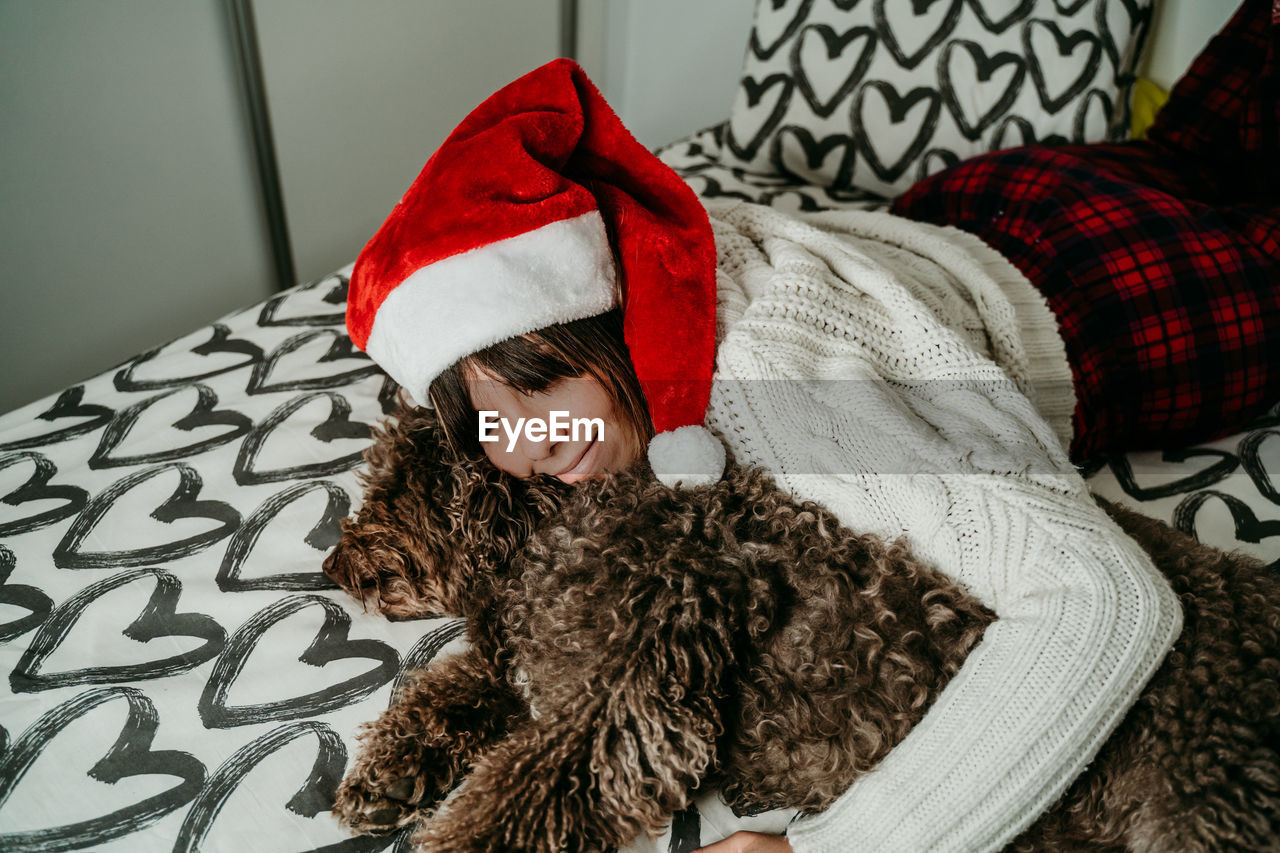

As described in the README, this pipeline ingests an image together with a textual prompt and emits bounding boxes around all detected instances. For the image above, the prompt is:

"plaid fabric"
[891,0,1280,462]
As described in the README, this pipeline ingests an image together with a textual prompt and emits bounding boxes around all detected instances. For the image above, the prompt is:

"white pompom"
[647,425,726,488]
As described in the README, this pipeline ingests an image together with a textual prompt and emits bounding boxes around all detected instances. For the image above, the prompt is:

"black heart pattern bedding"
[0,273,444,852]
[1,247,1276,851]
[719,0,1152,197]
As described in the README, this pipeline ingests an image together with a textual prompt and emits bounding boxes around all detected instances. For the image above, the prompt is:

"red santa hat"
[346,58,723,487]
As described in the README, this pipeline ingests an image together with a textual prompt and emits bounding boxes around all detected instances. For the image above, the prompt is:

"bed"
[2,1,1276,850]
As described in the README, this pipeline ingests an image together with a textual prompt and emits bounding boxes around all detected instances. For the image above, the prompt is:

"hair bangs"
[426,310,653,467]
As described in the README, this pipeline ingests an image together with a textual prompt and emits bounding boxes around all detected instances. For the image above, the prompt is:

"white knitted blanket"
[702,202,1183,852]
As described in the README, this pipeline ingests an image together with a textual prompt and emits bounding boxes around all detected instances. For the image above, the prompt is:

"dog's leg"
[412,641,729,851]
[331,645,527,834]
[411,698,718,853]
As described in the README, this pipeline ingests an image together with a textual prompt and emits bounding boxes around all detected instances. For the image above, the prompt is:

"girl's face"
[466,369,642,484]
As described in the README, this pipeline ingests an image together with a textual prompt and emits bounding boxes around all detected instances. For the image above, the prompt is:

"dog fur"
[323,404,1280,852]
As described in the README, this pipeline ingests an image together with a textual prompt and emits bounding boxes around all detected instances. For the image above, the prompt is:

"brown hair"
[427,309,653,463]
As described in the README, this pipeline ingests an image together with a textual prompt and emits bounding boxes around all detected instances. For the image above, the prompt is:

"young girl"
[341,2,1278,851]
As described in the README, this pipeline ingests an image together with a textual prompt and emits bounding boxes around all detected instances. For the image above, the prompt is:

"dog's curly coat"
[324,404,1280,852]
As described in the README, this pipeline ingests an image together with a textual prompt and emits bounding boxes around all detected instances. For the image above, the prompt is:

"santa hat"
[346,58,723,487]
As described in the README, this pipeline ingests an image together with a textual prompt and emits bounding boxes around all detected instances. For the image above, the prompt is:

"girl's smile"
[466,371,640,483]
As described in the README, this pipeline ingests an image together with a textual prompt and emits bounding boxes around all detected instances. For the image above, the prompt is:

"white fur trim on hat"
[365,211,617,406]
[648,425,726,488]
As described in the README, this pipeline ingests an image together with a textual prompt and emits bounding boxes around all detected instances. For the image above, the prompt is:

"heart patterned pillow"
[723,0,1152,198]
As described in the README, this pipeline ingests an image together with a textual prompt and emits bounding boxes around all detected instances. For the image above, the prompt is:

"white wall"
[0,0,565,415]
[253,0,564,284]
[583,0,755,149]
[1,0,276,414]
[1140,0,1238,91]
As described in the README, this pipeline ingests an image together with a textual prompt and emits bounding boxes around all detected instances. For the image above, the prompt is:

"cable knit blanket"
[696,202,1183,852]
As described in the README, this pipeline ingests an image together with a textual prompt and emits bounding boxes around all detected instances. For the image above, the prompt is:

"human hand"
[694,830,794,853]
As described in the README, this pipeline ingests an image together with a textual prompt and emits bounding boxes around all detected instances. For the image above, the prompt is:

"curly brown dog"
[323,404,1280,852]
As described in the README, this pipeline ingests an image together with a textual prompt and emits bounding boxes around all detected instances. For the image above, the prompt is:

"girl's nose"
[519,432,556,463]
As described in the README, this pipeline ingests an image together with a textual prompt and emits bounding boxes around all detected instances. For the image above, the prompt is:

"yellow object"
[1130,77,1170,139]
